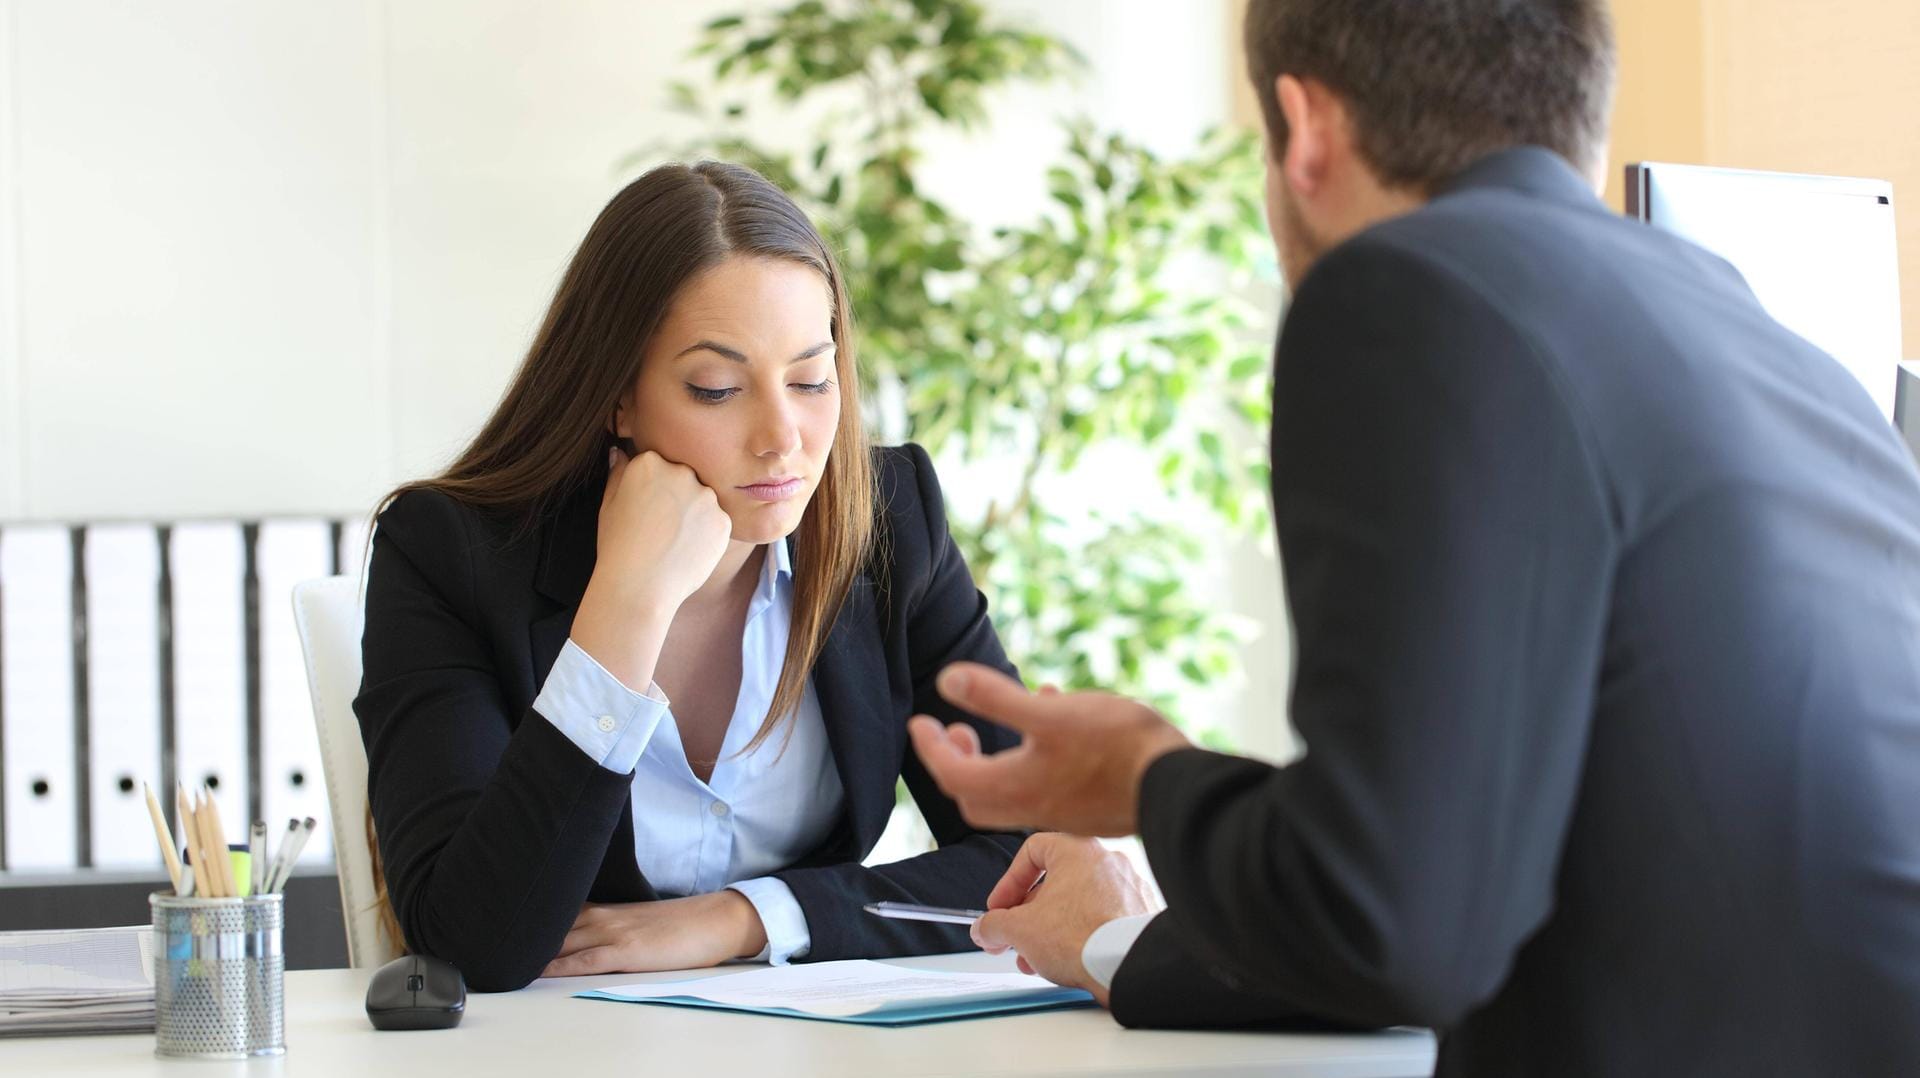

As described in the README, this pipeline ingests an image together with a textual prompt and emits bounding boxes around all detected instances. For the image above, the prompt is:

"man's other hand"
[971,833,1159,1007]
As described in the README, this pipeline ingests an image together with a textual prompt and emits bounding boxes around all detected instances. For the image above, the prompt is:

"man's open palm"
[907,662,1191,836]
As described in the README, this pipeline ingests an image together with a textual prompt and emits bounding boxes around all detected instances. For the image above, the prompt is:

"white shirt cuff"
[533,639,671,775]
[727,877,812,965]
[1081,911,1158,990]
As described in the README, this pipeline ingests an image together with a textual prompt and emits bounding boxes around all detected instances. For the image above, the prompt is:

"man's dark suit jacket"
[354,443,1022,991]
[1111,147,1920,1076]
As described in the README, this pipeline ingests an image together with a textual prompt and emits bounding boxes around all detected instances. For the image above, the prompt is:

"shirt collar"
[768,535,794,581]
[747,537,793,623]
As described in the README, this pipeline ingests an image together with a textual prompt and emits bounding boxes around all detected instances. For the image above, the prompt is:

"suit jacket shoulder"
[868,441,954,607]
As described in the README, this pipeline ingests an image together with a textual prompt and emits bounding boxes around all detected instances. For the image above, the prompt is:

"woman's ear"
[605,406,639,457]
[609,386,644,442]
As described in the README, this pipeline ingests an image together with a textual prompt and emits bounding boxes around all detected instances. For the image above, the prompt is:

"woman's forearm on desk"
[371,712,633,991]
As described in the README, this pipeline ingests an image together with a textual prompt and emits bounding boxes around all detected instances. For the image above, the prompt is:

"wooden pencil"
[201,789,236,898]
[141,783,184,893]
[178,784,209,897]
[191,788,223,897]
[190,791,214,897]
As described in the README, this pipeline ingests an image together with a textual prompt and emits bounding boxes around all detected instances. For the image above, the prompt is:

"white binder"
[83,524,164,868]
[258,521,334,869]
[167,522,249,833]
[1,526,79,870]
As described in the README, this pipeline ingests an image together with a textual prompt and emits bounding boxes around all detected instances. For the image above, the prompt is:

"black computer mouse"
[366,953,466,1031]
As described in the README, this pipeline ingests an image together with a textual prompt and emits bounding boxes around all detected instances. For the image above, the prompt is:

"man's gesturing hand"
[906,662,1191,836]
[970,834,1158,1007]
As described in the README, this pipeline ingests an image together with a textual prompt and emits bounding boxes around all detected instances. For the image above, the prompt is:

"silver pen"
[266,817,317,894]
[863,901,988,926]
[250,820,268,896]
[263,818,301,894]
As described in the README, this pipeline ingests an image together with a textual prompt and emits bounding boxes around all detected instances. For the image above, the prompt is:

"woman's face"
[618,255,841,545]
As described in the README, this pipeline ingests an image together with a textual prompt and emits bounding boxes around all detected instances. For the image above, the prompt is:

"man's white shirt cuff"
[1081,911,1158,990]
[532,640,671,775]
[728,877,812,965]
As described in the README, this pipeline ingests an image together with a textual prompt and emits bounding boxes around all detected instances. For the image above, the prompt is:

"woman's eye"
[791,379,836,395]
[685,384,739,403]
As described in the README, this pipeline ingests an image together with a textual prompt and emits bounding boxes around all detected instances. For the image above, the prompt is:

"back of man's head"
[1244,0,1617,191]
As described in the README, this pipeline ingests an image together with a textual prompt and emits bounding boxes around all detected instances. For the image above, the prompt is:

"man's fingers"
[907,716,962,778]
[907,724,1040,828]
[906,714,980,759]
[934,663,1066,733]
[908,717,1020,792]
[971,907,1021,953]
[943,722,982,756]
[986,834,1058,910]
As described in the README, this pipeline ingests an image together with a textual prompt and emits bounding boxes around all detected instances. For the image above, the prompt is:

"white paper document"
[0,926,153,994]
[591,959,1085,1019]
[0,926,156,1036]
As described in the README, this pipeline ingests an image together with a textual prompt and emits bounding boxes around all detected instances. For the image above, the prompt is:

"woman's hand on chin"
[570,447,735,692]
[539,891,770,978]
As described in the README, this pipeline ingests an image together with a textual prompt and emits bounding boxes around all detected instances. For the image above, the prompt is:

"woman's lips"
[738,477,804,501]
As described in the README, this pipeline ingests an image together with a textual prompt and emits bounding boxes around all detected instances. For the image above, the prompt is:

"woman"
[354,161,1022,992]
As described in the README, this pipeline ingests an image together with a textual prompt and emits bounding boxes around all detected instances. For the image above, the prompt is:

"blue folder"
[575,983,1096,1027]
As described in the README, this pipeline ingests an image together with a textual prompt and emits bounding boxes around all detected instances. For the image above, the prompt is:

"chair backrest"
[291,574,400,969]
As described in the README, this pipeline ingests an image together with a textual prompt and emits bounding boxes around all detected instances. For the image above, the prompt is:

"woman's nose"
[752,397,802,458]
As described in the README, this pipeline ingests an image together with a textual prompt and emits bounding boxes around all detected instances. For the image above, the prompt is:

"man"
[907,2,1920,1075]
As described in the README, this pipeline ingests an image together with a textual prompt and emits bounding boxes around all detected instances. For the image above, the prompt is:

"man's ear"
[1275,74,1329,199]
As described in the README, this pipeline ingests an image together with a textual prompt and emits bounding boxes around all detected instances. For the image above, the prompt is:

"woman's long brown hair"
[364,162,874,955]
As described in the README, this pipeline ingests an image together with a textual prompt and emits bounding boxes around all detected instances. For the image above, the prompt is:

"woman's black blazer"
[354,442,1023,991]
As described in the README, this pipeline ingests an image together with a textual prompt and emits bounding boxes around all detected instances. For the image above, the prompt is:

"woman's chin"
[724,500,808,546]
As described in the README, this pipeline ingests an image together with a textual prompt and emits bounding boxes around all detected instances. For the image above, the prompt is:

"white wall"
[0,0,1295,756]
[5,2,391,521]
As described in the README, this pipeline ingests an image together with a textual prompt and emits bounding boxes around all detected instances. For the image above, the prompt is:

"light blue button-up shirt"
[531,538,843,964]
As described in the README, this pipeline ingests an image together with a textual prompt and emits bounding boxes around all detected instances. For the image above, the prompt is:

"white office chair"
[292,574,402,969]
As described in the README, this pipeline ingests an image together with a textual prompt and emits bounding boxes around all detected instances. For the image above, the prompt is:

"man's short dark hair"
[1244,0,1617,190]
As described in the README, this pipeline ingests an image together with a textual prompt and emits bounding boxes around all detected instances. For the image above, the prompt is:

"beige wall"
[1609,0,1920,357]
[1603,0,1706,208]
[1231,0,1920,356]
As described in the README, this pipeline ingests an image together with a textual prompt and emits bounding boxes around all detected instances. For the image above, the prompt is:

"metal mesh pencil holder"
[150,892,286,1059]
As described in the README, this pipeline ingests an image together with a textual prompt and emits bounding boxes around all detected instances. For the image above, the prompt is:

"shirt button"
[710,801,730,818]
[596,715,616,733]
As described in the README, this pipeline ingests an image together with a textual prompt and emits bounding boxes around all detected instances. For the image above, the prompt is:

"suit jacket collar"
[534,469,604,611]
[804,576,895,859]
[1435,145,1605,212]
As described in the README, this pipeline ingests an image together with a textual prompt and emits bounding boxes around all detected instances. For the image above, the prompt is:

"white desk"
[9,953,1436,1077]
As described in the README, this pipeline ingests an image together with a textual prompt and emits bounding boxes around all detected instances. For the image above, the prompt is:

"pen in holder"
[150,891,286,1059]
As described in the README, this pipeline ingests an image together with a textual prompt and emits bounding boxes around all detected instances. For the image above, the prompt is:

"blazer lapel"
[529,476,602,691]
[807,569,897,859]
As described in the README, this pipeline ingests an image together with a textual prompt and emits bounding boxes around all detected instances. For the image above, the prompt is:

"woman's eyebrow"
[675,339,835,364]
